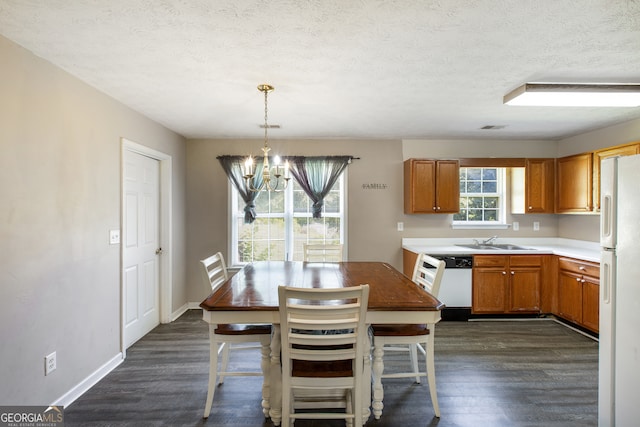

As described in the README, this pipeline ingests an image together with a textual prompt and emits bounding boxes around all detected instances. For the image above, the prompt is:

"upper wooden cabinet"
[593,142,640,211]
[404,159,460,214]
[556,153,593,213]
[525,158,555,213]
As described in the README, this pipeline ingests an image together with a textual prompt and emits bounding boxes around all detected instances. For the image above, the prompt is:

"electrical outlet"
[45,352,56,375]
[512,221,519,231]
[109,229,120,245]
[533,221,540,231]
[397,222,404,231]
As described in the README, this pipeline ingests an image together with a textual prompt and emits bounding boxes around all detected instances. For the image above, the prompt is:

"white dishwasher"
[429,255,473,320]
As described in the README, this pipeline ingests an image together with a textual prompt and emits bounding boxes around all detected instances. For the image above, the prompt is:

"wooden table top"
[200,261,445,312]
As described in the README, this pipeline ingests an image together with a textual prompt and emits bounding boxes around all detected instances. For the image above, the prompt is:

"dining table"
[200,260,444,425]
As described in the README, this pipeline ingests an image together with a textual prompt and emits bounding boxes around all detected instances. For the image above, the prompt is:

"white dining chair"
[370,253,445,418]
[200,252,271,419]
[278,284,370,427]
[303,243,344,262]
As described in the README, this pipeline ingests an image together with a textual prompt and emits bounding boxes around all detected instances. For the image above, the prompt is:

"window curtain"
[288,156,352,218]
[217,155,264,224]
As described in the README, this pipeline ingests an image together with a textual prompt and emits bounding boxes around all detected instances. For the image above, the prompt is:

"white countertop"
[402,237,601,263]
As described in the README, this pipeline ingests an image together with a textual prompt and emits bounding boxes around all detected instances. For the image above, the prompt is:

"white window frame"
[228,174,347,266]
[452,167,509,230]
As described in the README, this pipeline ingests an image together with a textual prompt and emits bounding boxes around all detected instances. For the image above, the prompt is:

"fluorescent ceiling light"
[504,83,640,107]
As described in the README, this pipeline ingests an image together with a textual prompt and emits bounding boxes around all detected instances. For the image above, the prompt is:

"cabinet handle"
[528,206,532,210]
[576,277,581,282]
[579,266,586,271]
[502,271,507,275]
[511,271,515,275]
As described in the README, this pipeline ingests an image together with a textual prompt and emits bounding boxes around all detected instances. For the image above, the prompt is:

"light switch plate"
[512,221,519,231]
[533,221,540,231]
[397,222,404,231]
[109,230,120,244]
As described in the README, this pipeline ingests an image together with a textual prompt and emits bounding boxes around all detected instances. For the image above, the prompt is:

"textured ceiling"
[1,0,640,140]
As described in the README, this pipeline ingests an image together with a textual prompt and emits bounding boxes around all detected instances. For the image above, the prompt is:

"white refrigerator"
[599,154,640,427]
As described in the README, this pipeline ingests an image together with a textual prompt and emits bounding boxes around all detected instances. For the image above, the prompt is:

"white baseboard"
[171,303,190,321]
[54,352,124,408]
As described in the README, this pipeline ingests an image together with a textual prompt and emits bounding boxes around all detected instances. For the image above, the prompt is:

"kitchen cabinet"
[404,159,459,214]
[556,256,600,333]
[472,255,542,314]
[593,142,640,211]
[556,153,593,213]
[525,158,555,213]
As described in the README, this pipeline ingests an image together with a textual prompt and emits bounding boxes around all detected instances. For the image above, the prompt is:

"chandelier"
[243,84,291,192]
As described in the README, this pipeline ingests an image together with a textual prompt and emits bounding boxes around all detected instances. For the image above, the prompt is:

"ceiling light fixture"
[504,83,640,107]
[243,84,290,192]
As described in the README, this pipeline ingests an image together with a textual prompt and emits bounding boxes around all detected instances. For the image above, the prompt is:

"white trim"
[171,302,191,321]
[52,353,124,407]
[121,138,173,358]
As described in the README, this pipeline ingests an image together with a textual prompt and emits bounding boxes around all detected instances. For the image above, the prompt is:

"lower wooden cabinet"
[472,255,542,314]
[557,257,600,333]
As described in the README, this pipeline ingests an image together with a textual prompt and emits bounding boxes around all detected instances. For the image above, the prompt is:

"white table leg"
[261,339,271,417]
[269,324,282,426]
[363,332,372,422]
[371,341,384,419]
[203,324,218,418]
[426,325,440,417]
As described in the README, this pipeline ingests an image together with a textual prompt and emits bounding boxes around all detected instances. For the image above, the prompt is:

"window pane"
[468,209,482,220]
[293,189,308,212]
[484,197,498,208]
[467,181,481,192]
[482,181,497,193]
[467,168,482,180]
[324,191,339,213]
[482,169,497,180]
[484,210,498,221]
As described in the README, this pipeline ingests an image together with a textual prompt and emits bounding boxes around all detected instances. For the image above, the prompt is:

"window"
[230,175,345,265]
[453,167,506,225]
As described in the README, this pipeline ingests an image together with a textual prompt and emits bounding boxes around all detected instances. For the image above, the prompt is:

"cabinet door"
[508,267,541,312]
[472,268,507,313]
[404,159,436,213]
[435,160,460,213]
[582,277,600,332]
[525,158,555,213]
[557,270,583,323]
[593,143,640,211]
[556,153,593,213]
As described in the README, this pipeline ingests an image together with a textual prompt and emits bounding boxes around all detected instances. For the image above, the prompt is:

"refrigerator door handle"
[602,258,611,304]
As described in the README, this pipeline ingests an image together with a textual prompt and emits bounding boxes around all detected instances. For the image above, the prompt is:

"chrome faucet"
[473,235,498,245]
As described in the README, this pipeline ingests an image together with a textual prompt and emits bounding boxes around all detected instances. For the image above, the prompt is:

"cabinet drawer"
[509,255,543,267]
[474,255,508,268]
[558,257,600,277]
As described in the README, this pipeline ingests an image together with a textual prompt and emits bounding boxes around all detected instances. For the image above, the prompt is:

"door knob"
[156,247,163,255]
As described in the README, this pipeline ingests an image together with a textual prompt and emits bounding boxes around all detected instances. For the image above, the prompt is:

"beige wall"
[0,36,187,405]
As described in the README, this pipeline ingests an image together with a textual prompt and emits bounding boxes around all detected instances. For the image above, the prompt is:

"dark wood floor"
[65,310,598,427]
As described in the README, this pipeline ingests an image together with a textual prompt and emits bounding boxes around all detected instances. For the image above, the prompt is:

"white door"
[123,149,161,348]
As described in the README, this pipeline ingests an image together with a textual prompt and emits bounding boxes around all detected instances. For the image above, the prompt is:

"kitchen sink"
[455,243,532,250]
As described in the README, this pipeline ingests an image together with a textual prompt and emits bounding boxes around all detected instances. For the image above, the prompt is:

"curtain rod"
[217,155,360,160]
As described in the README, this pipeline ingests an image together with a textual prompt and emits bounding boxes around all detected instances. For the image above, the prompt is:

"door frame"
[121,138,173,355]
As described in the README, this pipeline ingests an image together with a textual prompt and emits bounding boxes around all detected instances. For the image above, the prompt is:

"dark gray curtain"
[289,156,352,218]
[217,155,264,223]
